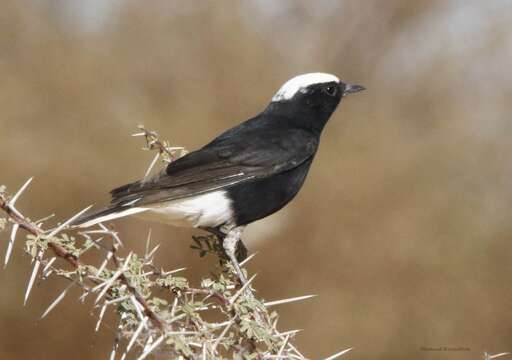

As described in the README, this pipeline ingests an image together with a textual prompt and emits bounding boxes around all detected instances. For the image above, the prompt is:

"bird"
[72,72,364,284]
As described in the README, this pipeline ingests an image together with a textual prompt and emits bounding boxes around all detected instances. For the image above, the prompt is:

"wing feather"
[110,127,317,206]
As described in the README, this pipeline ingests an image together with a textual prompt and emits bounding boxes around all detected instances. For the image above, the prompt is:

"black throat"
[263,98,340,136]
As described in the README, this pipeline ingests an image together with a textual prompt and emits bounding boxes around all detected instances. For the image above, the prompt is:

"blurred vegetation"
[1,1,512,359]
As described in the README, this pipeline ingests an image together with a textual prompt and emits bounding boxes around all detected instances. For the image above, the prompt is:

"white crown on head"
[272,73,340,102]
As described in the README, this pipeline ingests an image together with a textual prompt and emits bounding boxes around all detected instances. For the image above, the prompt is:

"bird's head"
[266,73,364,133]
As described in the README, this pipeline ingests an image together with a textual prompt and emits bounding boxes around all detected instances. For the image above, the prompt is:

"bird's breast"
[227,159,313,226]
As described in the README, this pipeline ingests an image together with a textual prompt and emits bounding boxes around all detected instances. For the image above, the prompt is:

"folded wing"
[110,127,317,206]
[72,126,317,227]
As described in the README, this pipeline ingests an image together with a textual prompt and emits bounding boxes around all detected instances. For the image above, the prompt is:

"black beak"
[343,83,365,96]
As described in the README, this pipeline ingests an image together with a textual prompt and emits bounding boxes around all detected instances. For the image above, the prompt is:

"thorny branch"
[0,193,165,331]
[0,194,80,268]
[0,127,353,360]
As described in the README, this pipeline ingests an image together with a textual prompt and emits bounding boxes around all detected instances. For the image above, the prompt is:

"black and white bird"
[73,72,364,283]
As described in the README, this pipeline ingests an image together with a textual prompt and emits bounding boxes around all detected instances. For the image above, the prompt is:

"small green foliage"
[156,274,189,290]
[54,233,80,257]
[166,336,194,357]
[25,234,46,257]
[191,234,228,260]
[148,297,168,311]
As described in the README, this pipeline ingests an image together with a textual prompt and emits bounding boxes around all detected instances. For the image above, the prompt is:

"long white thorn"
[167,313,186,326]
[105,295,130,305]
[143,336,154,353]
[110,314,126,360]
[95,252,132,303]
[230,274,257,304]
[80,236,103,255]
[96,251,113,276]
[486,352,511,360]
[121,252,133,268]
[264,294,317,307]
[99,223,123,247]
[137,334,164,360]
[144,228,152,258]
[42,257,57,277]
[323,347,353,360]
[212,317,236,354]
[94,270,122,303]
[162,267,186,275]
[4,223,19,268]
[209,320,231,329]
[94,268,122,304]
[24,251,43,306]
[277,333,291,358]
[91,278,109,293]
[9,177,33,206]
[8,205,24,220]
[279,329,302,337]
[48,205,93,237]
[130,295,148,329]
[78,291,90,303]
[35,213,55,225]
[131,131,146,137]
[95,303,108,332]
[81,229,117,236]
[146,243,160,259]
[239,252,258,267]
[144,152,160,178]
[109,342,118,360]
[287,342,306,359]
[126,316,147,353]
[166,330,200,336]
[170,297,178,317]
[40,279,76,319]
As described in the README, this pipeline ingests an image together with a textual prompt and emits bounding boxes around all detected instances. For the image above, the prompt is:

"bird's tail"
[71,205,147,228]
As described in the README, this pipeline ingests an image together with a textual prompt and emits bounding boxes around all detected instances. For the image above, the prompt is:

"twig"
[0,192,165,331]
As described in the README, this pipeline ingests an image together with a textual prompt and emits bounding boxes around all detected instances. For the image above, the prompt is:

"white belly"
[135,190,234,228]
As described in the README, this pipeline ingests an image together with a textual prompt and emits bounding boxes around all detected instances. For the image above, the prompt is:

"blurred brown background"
[1,1,512,359]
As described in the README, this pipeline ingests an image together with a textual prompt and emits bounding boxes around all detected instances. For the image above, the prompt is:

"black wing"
[108,126,318,206]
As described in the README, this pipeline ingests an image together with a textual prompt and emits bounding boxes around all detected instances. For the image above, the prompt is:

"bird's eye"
[322,85,337,96]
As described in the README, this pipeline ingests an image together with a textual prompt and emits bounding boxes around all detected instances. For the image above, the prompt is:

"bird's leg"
[223,225,248,285]
[206,226,263,324]
[201,226,248,262]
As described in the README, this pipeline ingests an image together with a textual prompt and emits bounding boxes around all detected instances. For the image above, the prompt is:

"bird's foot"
[200,226,249,262]
[223,226,250,287]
